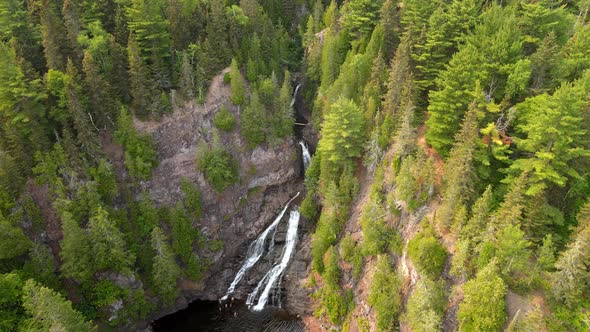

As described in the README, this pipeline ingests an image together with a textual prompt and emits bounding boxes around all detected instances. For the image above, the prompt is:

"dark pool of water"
[151,300,304,332]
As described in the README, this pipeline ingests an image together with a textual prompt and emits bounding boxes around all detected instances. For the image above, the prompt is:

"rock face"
[134,69,310,320]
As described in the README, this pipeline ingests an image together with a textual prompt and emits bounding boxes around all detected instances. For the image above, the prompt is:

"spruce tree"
[230,59,244,106]
[59,211,93,283]
[39,0,69,71]
[458,261,507,332]
[437,104,480,228]
[151,226,181,306]
[65,60,100,158]
[22,279,94,331]
[241,91,266,147]
[88,206,135,273]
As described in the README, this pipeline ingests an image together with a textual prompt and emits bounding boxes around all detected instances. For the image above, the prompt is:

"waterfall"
[290,83,301,108]
[299,141,311,171]
[247,210,301,311]
[221,193,300,301]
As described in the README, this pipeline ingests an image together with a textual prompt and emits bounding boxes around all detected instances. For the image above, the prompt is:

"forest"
[0,0,589,331]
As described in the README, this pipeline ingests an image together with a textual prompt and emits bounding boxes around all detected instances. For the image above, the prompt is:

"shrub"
[368,255,401,331]
[223,72,231,84]
[213,106,235,131]
[196,146,239,192]
[180,178,202,219]
[403,278,445,332]
[407,227,447,278]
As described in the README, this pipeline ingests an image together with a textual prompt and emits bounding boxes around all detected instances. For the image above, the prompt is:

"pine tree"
[413,0,482,92]
[437,104,480,228]
[205,0,231,75]
[59,211,93,283]
[0,213,30,259]
[241,91,266,146]
[169,203,198,264]
[178,51,195,100]
[425,44,485,157]
[151,226,181,306]
[0,43,49,171]
[22,279,94,331]
[65,60,100,158]
[552,201,590,308]
[275,70,294,138]
[458,261,507,332]
[508,72,590,195]
[82,51,116,129]
[39,0,69,71]
[318,98,365,166]
[229,59,244,105]
[126,0,171,77]
[128,34,159,118]
[88,206,135,273]
[62,0,83,65]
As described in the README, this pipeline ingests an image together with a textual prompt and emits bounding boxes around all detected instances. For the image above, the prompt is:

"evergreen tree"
[508,72,590,195]
[22,279,94,331]
[230,59,244,105]
[126,0,171,82]
[59,211,93,283]
[425,44,485,157]
[82,51,116,129]
[0,213,31,259]
[65,60,100,158]
[368,255,401,331]
[458,261,507,332]
[205,0,231,75]
[169,203,198,264]
[178,51,195,100]
[241,91,266,146]
[87,206,135,273]
[62,0,83,65]
[318,98,365,166]
[128,34,159,118]
[275,70,294,138]
[39,0,69,71]
[151,226,181,306]
[553,201,590,307]
[437,104,480,228]
[0,42,49,172]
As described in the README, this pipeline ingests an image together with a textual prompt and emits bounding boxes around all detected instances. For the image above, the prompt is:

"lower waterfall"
[221,193,300,301]
[246,210,301,311]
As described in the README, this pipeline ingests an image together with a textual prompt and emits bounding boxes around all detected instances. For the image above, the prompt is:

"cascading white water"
[290,83,301,108]
[299,141,311,171]
[221,193,300,301]
[248,210,301,311]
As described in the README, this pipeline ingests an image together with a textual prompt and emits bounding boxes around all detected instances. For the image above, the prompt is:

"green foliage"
[360,199,398,256]
[151,227,181,306]
[60,211,93,283]
[22,279,94,331]
[368,255,401,331]
[0,213,30,260]
[407,226,447,279]
[240,92,266,147]
[195,145,239,192]
[89,159,118,203]
[458,261,507,332]
[230,59,244,105]
[213,106,235,131]
[508,72,590,195]
[0,272,26,331]
[403,278,445,332]
[88,206,135,273]
[114,107,158,181]
[180,178,202,220]
[319,98,365,166]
